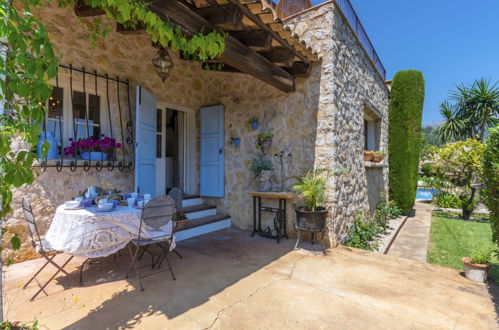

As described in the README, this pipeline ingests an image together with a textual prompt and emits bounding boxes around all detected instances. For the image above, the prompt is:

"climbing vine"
[0,0,225,218]
[68,0,225,61]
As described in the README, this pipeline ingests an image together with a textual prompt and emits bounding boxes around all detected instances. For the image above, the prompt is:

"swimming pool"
[416,188,437,200]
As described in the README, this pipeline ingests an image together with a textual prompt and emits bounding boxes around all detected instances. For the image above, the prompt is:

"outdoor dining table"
[45,205,175,258]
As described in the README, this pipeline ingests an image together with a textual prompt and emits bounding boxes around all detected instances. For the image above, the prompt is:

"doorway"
[156,107,184,194]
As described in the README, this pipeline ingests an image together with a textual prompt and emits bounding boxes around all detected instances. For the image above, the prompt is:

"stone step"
[181,204,217,219]
[182,196,203,208]
[175,214,231,242]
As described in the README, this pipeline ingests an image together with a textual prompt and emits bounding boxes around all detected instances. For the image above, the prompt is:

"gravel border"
[374,214,409,254]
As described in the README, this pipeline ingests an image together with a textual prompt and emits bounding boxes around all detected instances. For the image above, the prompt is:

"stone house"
[4,0,390,262]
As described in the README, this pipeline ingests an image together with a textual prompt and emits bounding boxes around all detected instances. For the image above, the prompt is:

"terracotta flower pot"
[364,151,375,161]
[371,154,385,163]
[462,257,490,282]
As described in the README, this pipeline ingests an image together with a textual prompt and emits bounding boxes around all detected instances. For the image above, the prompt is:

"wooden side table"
[247,191,294,243]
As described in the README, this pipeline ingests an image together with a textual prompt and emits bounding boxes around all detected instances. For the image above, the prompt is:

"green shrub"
[421,162,436,176]
[430,139,485,219]
[345,207,398,251]
[470,243,496,264]
[483,126,499,244]
[375,199,404,227]
[434,191,461,209]
[345,212,382,251]
[389,70,425,213]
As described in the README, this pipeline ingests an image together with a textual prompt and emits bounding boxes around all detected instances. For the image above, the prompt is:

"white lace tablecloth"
[45,205,175,258]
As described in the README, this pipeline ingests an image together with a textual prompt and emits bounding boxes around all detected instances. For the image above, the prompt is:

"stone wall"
[201,66,321,234]
[285,2,390,245]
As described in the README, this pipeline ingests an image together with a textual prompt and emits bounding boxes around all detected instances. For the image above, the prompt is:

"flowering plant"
[63,135,121,157]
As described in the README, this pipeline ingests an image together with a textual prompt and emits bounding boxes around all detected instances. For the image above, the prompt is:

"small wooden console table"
[247,191,294,243]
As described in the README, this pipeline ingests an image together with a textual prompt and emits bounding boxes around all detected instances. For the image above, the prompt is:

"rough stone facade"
[286,3,389,244]
[4,1,389,262]
[204,2,390,245]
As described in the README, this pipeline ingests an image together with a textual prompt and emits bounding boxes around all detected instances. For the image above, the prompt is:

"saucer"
[64,206,85,210]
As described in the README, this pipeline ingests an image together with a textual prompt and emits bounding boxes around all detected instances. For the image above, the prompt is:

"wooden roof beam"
[194,4,243,31]
[291,61,312,77]
[259,47,294,67]
[149,0,295,92]
[230,31,272,52]
[225,0,311,64]
[116,23,146,34]
[74,0,105,17]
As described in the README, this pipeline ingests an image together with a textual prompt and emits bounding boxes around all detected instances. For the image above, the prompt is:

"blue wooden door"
[135,86,157,196]
[200,105,224,197]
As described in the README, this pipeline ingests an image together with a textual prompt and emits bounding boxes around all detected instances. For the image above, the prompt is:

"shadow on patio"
[4,228,315,328]
[4,228,498,329]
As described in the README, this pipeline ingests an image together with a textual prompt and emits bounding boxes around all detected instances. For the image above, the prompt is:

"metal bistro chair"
[168,187,184,259]
[21,198,75,301]
[125,195,177,291]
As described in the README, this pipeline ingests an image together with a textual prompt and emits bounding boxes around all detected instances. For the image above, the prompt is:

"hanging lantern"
[48,96,61,110]
[152,48,174,82]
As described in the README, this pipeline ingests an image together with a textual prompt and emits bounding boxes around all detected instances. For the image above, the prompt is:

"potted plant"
[63,135,121,161]
[231,137,241,147]
[364,150,375,161]
[250,157,273,192]
[371,151,386,163]
[255,133,273,154]
[248,116,259,130]
[293,166,346,235]
[462,243,495,282]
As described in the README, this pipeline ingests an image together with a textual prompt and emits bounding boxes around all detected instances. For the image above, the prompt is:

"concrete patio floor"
[3,228,498,329]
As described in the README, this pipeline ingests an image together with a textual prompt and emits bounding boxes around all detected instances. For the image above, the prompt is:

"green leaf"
[11,235,21,250]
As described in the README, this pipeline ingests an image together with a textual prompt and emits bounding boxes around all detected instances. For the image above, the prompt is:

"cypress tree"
[388,70,425,212]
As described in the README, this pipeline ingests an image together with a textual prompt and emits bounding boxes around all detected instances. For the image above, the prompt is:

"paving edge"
[382,213,410,255]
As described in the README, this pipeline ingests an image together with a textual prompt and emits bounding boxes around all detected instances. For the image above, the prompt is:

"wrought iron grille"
[38,64,135,173]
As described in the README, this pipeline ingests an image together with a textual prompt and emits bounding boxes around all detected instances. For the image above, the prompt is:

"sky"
[347,0,499,125]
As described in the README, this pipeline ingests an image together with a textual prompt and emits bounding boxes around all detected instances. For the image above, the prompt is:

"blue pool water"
[416,188,438,200]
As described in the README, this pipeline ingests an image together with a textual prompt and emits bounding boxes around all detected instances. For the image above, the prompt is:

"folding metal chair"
[168,187,184,259]
[125,195,177,291]
[21,198,75,301]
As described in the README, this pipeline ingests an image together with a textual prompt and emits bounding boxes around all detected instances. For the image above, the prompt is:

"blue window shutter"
[200,105,224,197]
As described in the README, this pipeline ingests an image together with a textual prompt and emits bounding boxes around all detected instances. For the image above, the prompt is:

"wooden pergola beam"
[291,61,312,77]
[259,47,294,67]
[230,31,272,52]
[74,0,105,17]
[194,4,243,30]
[116,23,146,34]
[225,0,311,65]
[149,0,295,92]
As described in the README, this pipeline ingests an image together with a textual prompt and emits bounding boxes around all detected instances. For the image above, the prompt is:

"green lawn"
[427,211,499,284]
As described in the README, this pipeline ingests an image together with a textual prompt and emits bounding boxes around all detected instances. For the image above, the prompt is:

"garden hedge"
[388,70,425,213]
[483,126,499,244]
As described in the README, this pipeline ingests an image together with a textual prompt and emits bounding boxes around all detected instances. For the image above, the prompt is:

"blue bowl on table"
[83,198,93,207]
[109,200,118,209]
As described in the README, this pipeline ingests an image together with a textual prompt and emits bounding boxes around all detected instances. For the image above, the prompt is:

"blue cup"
[109,200,118,209]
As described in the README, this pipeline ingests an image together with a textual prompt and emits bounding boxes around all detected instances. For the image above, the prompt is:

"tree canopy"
[435,79,499,143]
